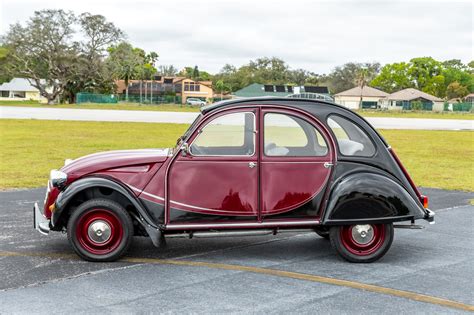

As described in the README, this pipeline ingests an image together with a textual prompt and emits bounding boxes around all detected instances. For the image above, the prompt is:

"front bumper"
[33,202,50,235]
[424,208,435,224]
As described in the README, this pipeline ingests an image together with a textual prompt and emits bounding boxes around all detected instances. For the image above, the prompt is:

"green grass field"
[0,119,472,191]
[1,101,473,119]
[0,101,200,112]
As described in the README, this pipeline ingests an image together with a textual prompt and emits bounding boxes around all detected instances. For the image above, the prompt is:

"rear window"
[327,115,375,157]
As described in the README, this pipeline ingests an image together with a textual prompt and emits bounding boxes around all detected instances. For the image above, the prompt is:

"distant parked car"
[34,97,434,263]
[186,98,206,106]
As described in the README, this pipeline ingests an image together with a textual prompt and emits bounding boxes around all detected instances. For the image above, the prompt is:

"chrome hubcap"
[87,220,111,244]
[351,224,374,245]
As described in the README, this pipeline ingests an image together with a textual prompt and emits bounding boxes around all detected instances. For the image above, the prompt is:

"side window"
[264,113,328,157]
[327,115,375,157]
[190,112,255,156]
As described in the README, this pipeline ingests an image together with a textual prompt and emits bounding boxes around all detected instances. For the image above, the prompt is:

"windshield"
[174,113,203,150]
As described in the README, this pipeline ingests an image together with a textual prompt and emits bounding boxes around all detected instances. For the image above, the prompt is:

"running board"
[165,220,320,231]
[393,224,425,229]
[165,229,316,239]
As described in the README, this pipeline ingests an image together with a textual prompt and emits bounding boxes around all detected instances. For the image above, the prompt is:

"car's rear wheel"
[67,198,133,262]
[330,223,393,263]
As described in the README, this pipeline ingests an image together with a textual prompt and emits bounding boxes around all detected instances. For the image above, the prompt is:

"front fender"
[51,177,158,231]
[322,172,426,225]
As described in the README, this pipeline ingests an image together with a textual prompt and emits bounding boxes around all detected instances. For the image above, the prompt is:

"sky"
[0,0,472,74]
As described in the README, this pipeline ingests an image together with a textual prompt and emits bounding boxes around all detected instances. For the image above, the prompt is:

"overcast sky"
[0,0,472,74]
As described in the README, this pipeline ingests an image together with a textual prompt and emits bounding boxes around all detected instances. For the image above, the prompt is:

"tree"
[371,58,473,98]
[1,10,78,104]
[0,46,12,84]
[322,62,380,94]
[63,13,123,103]
[446,81,469,100]
[157,65,178,76]
[215,79,231,100]
[192,66,200,80]
[1,10,123,104]
[106,42,144,100]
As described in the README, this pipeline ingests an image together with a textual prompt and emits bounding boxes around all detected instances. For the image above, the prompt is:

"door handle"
[324,162,334,168]
[248,162,257,169]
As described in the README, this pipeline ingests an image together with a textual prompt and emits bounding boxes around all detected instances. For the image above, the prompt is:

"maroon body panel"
[169,160,258,216]
[260,161,331,215]
[62,149,169,177]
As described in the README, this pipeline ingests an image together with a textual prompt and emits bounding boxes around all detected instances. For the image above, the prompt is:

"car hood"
[61,148,170,176]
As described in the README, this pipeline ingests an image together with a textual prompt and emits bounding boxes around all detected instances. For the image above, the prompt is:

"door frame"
[164,106,261,224]
[258,106,337,220]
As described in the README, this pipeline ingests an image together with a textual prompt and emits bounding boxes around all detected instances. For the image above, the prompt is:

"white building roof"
[334,86,389,97]
[0,78,41,92]
[385,88,442,102]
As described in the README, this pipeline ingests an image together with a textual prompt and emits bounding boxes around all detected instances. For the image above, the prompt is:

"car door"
[168,108,259,223]
[260,109,335,220]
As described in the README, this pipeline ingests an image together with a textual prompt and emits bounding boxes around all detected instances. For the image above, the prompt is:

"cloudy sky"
[0,0,472,74]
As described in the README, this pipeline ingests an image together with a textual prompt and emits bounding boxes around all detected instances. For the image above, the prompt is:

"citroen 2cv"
[34,97,434,263]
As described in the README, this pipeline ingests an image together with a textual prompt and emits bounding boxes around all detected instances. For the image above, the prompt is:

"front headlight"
[50,170,67,188]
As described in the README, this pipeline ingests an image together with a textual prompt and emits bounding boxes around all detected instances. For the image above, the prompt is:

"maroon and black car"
[34,97,434,263]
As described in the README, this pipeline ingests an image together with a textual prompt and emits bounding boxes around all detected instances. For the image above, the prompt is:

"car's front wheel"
[67,198,133,262]
[329,223,394,263]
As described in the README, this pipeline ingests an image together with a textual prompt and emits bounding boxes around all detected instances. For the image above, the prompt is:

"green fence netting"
[444,102,473,112]
[76,93,182,104]
[76,93,118,104]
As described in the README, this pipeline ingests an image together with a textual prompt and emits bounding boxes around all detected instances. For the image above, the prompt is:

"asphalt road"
[1,106,473,130]
[0,187,473,314]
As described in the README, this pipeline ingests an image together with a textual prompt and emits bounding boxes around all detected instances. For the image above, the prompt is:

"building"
[464,93,474,103]
[115,76,214,104]
[334,86,389,109]
[0,78,48,103]
[380,88,443,111]
[233,83,330,99]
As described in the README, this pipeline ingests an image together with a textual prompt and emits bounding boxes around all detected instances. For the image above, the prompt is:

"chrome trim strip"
[128,185,164,201]
[165,220,320,230]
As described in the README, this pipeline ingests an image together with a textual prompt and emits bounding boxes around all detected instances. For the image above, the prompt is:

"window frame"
[189,110,257,157]
[326,114,377,158]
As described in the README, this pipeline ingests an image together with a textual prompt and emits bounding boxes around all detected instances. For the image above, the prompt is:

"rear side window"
[264,113,328,156]
[327,115,375,157]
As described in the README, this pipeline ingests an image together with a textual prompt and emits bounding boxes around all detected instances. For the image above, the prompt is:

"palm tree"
[355,68,369,110]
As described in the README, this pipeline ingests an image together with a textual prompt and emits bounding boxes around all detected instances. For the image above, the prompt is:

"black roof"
[201,96,338,114]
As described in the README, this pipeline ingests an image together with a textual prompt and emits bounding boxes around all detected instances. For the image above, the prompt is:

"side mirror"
[180,143,190,156]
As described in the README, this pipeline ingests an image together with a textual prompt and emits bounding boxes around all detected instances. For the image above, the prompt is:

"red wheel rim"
[340,224,385,256]
[75,209,123,255]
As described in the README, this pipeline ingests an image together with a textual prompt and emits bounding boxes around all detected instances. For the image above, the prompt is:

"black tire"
[329,223,394,263]
[67,198,133,262]
[314,227,330,240]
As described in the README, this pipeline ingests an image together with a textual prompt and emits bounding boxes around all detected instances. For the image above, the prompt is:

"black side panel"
[52,177,158,229]
[140,198,165,224]
[263,193,323,219]
[323,172,425,224]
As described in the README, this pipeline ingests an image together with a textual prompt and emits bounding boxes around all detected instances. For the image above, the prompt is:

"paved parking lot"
[0,187,473,313]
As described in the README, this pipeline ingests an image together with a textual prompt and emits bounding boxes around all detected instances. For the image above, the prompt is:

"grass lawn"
[1,101,473,119]
[0,101,201,112]
[1,119,472,191]
[357,110,474,120]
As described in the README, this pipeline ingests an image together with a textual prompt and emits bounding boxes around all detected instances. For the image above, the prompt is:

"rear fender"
[322,172,426,225]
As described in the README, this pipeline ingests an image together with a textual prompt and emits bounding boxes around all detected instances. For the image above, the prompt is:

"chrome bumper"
[33,202,50,235]
[424,208,435,224]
